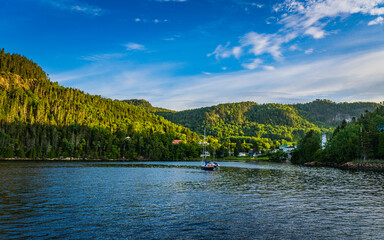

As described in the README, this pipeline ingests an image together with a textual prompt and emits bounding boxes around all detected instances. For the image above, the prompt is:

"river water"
[0,161,383,239]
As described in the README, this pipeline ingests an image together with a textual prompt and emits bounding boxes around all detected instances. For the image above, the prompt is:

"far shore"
[0,156,268,162]
[3,158,384,172]
[304,161,384,171]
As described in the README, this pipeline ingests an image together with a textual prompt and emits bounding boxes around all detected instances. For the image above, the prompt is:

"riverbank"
[304,161,384,171]
[0,156,271,162]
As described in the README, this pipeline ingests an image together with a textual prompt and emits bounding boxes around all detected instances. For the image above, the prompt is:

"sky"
[1,0,384,110]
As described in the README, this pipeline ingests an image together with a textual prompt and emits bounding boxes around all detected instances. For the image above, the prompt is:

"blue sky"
[1,0,384,110]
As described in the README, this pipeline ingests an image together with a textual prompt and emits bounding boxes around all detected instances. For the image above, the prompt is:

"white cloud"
[207,42,232,59]
[42,0,103,16]
[134,18,141,22]
[252,3,264,8]
[278,0,384,31]
[265,16,278,25]
[289,44,300,51]
[51,61,181,104]
[125,43,146,51]
[50,63,111,83]
[51,48,384,110]
[241,59,263,70]
[210,0,384,68]
[241,32,284,60]
[81,53,126,62]
[175,48,384,110]
[232,46,242,59]
[304,48,314,54]
[304,27,325,39]
[263,65,275,71]
[208,32,288,61]
[368,16,384,25]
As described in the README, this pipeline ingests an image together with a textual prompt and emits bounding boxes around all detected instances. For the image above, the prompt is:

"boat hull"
[201,165,217,171]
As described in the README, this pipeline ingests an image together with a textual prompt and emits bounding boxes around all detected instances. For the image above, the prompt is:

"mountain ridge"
[0,49,381,159]
[123,98,379,143]
[0,50,201,160]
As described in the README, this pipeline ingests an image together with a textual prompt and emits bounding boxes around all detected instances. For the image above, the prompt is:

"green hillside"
[293,99,379,127]
[292,105,384,164]
[0,50,200,160]
[157,102,319,147]
[0,49,380,159]
[155,100,379,149]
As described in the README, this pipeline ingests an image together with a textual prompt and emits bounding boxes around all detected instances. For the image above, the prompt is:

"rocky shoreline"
[304,161,384,171]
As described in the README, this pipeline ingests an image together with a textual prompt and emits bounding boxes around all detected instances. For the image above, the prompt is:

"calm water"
[0,161,383,239]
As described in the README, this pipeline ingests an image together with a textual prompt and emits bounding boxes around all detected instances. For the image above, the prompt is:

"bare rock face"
[332,114,352,122]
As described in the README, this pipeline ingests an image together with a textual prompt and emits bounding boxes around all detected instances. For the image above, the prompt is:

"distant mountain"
[0,49,380,159]
[0,50,200,160]
[293,99,379,126]
[153,100,379,146]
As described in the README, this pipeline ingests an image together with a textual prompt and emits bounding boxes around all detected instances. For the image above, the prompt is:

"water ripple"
[0,161,383,239]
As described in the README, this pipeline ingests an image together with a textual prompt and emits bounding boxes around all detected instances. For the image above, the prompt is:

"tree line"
[292,106,384,164]
[0,50,202,160]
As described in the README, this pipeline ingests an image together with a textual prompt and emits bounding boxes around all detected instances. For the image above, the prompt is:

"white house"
[282,147,295,153]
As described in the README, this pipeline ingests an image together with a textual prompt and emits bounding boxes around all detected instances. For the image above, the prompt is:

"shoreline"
[3,158,384,172]
[304,161,384,171]
[0,157,247,162]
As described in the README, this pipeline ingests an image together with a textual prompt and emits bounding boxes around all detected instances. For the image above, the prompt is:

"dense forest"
[0,49,201,160]
[152,100,378,150]
[0,49,381,160]
[293,99,378,127]
[292,106,384,164]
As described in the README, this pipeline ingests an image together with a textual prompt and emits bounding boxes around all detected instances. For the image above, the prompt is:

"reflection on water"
[0,161,383,239]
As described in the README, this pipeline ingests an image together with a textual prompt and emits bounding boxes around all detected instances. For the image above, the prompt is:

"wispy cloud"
[368,16,384,25]
[304,27,325,39]
[51,48,384,110]
[241,58,263,70]
[133,17,169,24]
[210,0,384,69]
[125,43,146,51]
[81,53,126,62]
[50,61,182,105]
[168,48,384,110]
[263,65,275,71]
[304,48,314,54]
[42,0,103,16]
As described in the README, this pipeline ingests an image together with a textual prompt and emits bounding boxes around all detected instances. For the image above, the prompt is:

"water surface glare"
[0,161,383,239]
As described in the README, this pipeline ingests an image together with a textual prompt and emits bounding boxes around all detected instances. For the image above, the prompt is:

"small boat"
[201,128,219,171]
[201,160,219,171]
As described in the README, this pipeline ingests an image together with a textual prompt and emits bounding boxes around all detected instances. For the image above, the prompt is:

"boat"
[201,128,219,171]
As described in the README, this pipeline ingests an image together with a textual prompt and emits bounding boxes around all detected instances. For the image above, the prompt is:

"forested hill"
[292,105,384,164]
[156,102,318,144]
[293,99,379,127]
[0,50,200,160]
[154,100,379,145]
